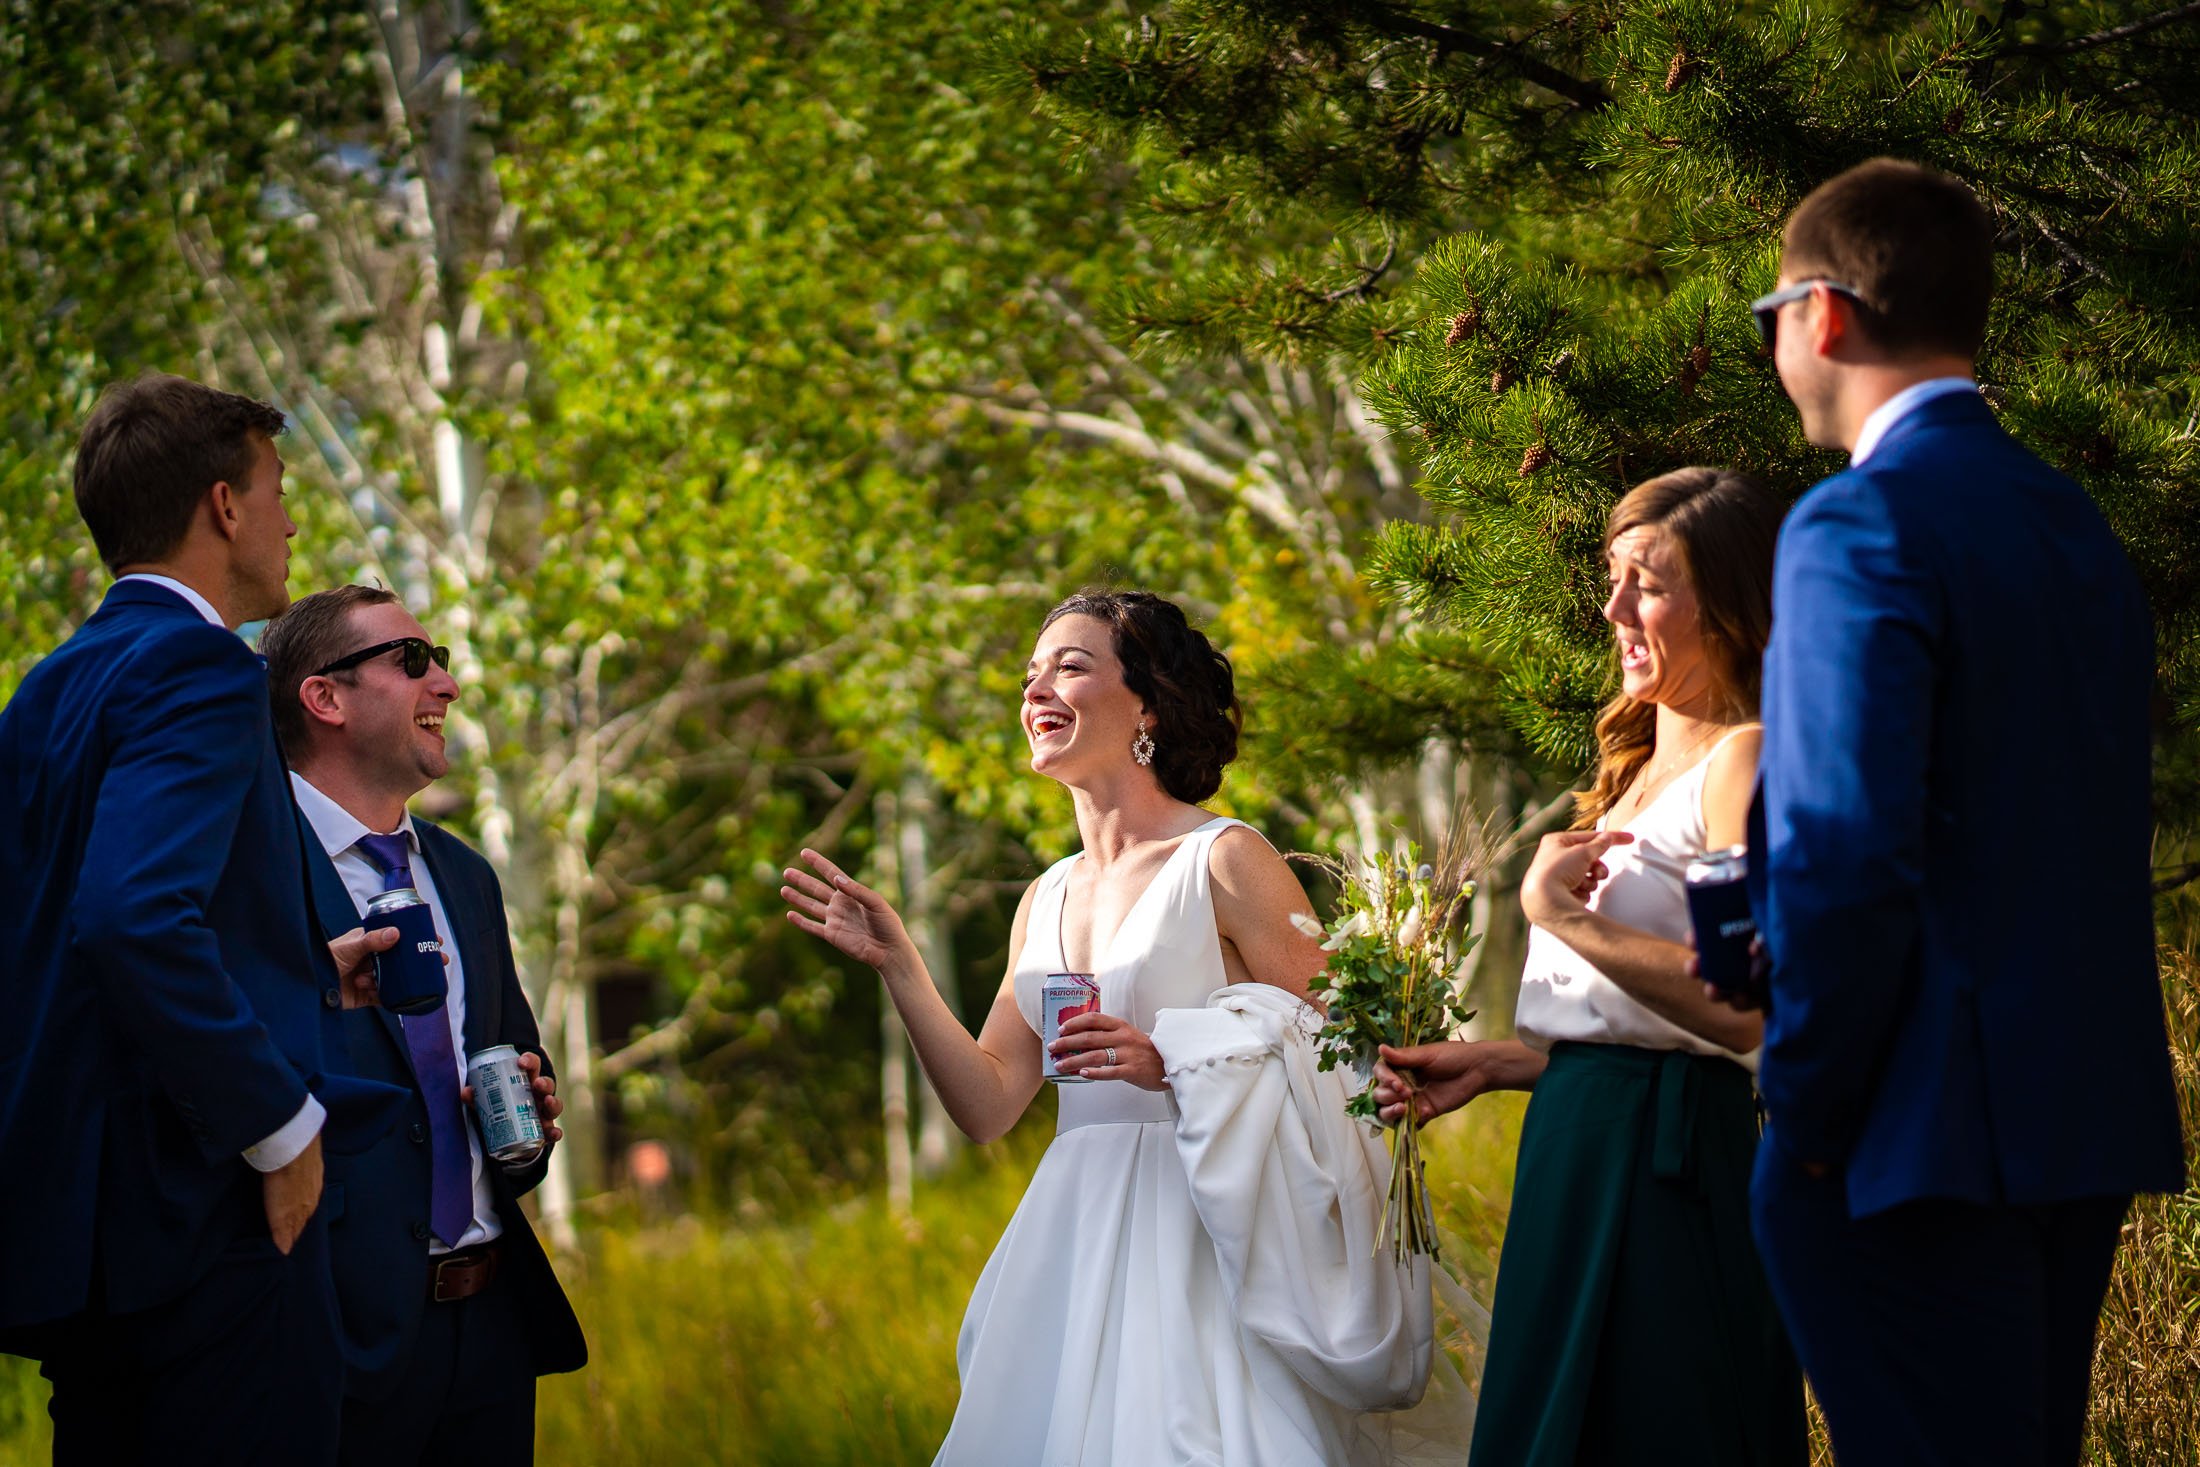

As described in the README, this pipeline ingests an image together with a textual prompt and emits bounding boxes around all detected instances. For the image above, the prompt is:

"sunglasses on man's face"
[1749,279,1867,352]
[311,637,452,680]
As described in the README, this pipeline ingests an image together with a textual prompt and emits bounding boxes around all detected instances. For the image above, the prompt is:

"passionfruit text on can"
[1041,973,1102,1084]
[466,1044,546,1163]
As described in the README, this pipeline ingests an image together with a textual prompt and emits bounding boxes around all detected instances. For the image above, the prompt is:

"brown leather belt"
[429,1241,503,1303]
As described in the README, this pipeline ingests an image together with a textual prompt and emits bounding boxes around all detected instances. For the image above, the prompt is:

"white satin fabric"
[937,818,1475,1466]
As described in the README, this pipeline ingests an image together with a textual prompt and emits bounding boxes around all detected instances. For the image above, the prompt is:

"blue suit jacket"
[0,580,405,1331]
[1753,391,2185,1216]
[302,813,585,1401]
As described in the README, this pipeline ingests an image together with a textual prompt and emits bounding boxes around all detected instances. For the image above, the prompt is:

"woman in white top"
[1378,468,1806,1467]
[782,590,1463,1466]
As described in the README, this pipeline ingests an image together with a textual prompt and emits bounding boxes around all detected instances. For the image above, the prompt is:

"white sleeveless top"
[1514,730,1759,1072]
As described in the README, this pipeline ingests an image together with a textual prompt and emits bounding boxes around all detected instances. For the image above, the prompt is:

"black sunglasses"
[1749,279,1868,351]
[311,637,452,679]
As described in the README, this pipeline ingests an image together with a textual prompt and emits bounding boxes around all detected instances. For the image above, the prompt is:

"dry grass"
[0,1004,2190,1466]
[2085,946,2200,1465]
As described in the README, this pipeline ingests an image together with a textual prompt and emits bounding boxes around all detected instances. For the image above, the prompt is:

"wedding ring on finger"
[1106,1046,1117,1067]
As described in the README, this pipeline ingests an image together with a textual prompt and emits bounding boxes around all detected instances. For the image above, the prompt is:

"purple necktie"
[355,831,473,1248]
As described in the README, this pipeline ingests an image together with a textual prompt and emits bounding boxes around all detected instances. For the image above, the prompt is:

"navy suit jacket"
[0,580,404,1331]
[1753,390,2185,1217]
[301,812,585,1400]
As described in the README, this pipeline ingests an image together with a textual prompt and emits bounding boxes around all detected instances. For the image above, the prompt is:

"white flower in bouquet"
[1320,910,1371,952]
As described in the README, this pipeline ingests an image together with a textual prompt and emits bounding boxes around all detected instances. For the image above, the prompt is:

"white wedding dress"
[935,817,1477,1466]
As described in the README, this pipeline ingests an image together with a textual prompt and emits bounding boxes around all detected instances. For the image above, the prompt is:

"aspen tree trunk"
[898,771,966,1177]
[1415,737,1456,852]
[367,0,586,1240]
[873,787,915,1216]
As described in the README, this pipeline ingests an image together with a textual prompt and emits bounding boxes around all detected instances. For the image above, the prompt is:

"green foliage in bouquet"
[1298,845,1479,1261]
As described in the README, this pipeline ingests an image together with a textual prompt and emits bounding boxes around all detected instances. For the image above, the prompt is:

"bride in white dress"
[782,591,1471,1466]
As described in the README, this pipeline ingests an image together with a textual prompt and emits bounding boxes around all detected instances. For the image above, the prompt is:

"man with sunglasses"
[1740,159,2183,1464]
[0,376,408,1467]
[262,586,585,1465]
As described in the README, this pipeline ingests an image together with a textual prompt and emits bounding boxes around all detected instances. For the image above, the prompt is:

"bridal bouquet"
[1293,845,1479,1263]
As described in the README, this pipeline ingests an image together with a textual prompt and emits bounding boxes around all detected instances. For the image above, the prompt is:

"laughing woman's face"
[1021,614,1149,784]
[1603,526,1714,714]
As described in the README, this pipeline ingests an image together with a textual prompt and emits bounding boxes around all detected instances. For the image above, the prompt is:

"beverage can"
[1685,845,1759,997]
[466,1044,546,1164]
[363,887,448,1017]
[1040,973,1102,1085]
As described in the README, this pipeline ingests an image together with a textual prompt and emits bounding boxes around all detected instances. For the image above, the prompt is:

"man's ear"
[297,674,347,733]
[1811,284,1853,358]
[206,479,243,545]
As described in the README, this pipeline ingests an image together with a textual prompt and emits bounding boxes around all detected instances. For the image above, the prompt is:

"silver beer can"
[466,1044,546,1164]
[1041,973,1101,1085]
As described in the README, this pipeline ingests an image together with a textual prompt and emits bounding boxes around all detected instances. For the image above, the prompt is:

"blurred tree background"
[3,0,2196,1461]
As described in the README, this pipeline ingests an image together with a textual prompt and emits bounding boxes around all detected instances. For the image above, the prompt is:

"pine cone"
[1942,107,1965,135]
[1549,348,1576,378]
[1490,367,1514,394]
[1519,442,1553,476]
[2080,433,2117,471]
[1446,309,1481,346]
[1688,343,1711,375]
[1665,51,1696,93]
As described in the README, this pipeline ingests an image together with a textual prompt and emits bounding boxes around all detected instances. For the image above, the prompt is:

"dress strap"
[1702,722,1761,761]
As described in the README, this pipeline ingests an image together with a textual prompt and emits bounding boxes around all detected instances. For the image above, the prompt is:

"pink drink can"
[1041,973,1101,1085]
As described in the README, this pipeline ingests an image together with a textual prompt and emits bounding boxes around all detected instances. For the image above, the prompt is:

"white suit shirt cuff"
[242,1097,326,1172]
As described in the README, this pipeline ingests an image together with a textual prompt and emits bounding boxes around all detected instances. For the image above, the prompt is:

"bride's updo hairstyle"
[1575,467,1783,828]
[1042,590,1241,803]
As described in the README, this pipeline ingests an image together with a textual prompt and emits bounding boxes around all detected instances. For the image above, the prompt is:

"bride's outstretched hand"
[782,849,914,972]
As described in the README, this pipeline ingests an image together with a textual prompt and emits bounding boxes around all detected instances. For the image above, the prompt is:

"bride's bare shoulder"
[1208,821,1297,901]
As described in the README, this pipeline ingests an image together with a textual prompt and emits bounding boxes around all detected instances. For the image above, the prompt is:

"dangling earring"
[1131,723,1156,767]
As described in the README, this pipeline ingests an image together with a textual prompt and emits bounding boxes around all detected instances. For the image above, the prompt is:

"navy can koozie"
[1685,846,1758,997]
[364,887,448,1016]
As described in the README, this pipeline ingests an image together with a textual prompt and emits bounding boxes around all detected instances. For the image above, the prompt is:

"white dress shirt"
[291,774,502,1251]
[1850,376,1979,466]
[115,572,327,1173]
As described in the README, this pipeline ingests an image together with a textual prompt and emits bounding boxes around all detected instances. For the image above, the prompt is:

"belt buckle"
[430,1253,474,1303]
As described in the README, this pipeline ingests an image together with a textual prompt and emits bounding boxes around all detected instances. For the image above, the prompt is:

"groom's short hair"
[1783,158,1994,361]
[260,584,402,755]
[73,373,288,571]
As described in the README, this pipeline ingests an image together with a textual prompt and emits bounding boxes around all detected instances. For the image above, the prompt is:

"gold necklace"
[1624,723,1729,814]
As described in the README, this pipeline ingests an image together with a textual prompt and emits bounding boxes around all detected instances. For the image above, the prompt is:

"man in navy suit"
[0,375,406,1465]
[261,584,585,1464]
[1745,160,2186,1463]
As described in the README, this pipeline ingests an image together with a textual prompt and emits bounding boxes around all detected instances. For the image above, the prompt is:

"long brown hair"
[1574,467,1783,828]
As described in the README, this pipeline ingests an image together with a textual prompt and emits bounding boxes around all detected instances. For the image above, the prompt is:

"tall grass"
[532,1092,1526,1466]
[2,1031,2191,1467]
[2086,947,2200,1466]
[0,1352,46,1467]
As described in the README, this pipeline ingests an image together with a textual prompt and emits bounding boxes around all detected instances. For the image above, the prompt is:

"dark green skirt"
[1468,1042,1807,1467]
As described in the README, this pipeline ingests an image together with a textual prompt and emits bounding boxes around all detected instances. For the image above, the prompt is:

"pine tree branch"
[2004,3,2200,56]
[2154,859,2200,895]
[1322,236,1398,302]
[2013,200,2109,284]
[1367,5,1610,110]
